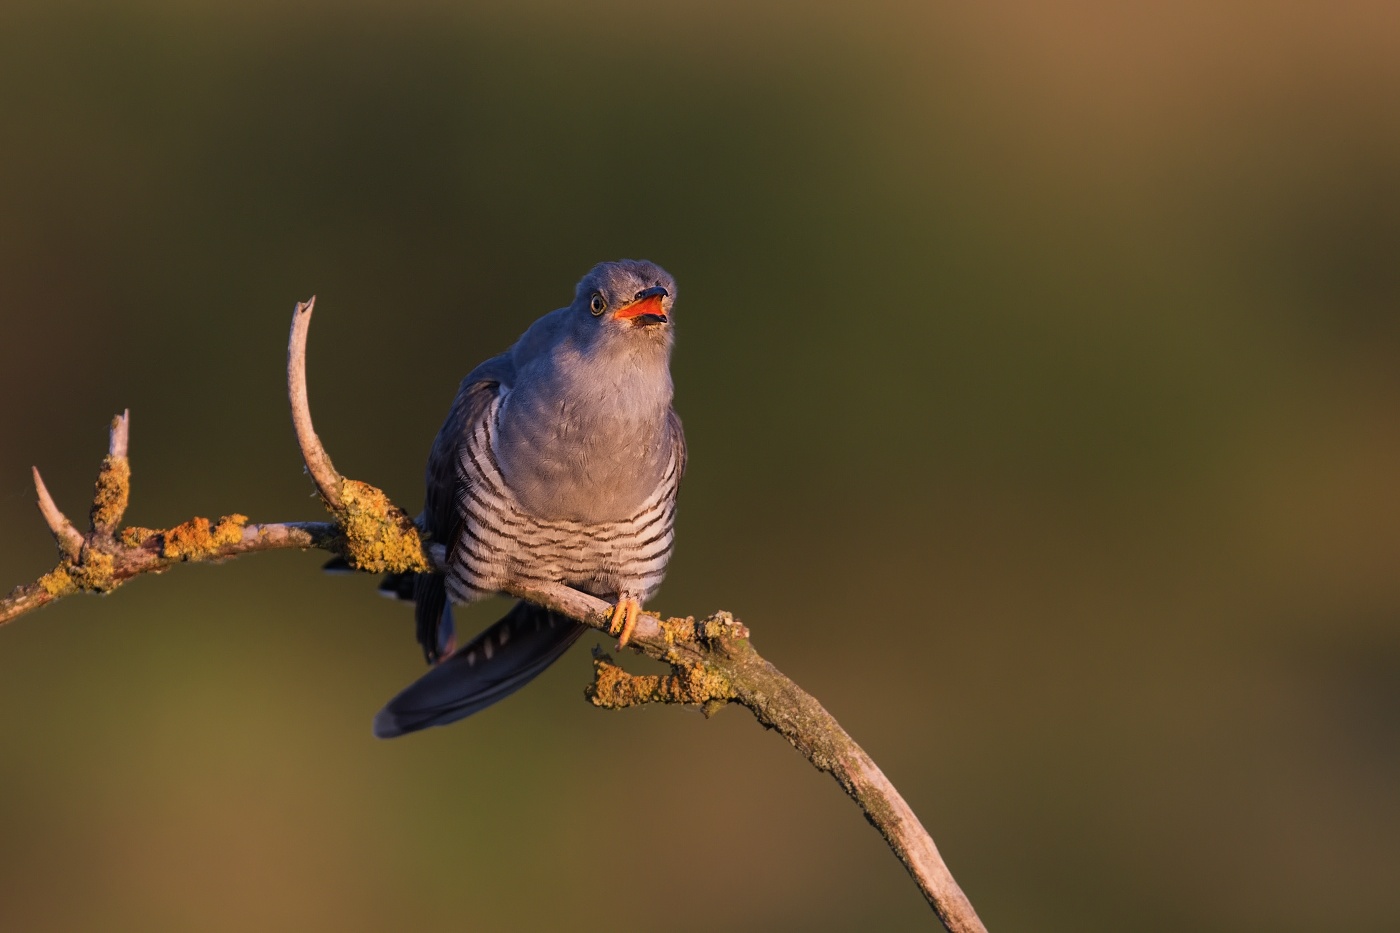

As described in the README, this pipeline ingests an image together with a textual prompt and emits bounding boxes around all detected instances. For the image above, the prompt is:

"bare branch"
[0,582,60,624]
[288,297,344,511]
[31,467,83,560]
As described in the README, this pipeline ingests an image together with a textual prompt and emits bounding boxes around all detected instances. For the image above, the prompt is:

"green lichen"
[334,479,430,574]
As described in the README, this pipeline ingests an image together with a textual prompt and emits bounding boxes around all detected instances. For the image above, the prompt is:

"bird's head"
[571,259,677,350]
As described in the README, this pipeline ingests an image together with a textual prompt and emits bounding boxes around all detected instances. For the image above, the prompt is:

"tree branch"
[0,300,987,933]
[31,466,83,560]
[287,297,345,511]
[90,409,131,535]
[508,582,986,932]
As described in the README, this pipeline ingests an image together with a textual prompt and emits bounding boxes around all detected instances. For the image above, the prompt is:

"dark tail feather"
[377,570,417,601]
[326,560,417,606]
[328,562,452,660]
[373,602,586,739]
[333,565,451,660]
[413,573,453,663]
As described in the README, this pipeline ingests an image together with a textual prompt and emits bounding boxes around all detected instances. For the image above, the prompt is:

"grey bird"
[370,259,685,738]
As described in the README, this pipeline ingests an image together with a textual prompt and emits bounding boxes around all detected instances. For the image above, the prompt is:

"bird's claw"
[609,596,642,648]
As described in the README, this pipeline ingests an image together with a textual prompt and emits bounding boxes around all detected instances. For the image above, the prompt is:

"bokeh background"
[2,1,1398,930]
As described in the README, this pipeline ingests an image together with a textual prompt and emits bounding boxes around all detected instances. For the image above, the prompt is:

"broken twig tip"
[31,467,83,560]
[109,409,130,460]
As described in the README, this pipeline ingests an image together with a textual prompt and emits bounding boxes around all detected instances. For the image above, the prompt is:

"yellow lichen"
[89,454,131,531]
[586,654,734,711]
[699,610,749,642]
[161,514,248,561]
[658,611,750,657]
[65,549,118,593]
[37,566,76,597]
[334,479,430,574]
[659,615,695,646]
[586,657,659,708]
[677,660,735,705]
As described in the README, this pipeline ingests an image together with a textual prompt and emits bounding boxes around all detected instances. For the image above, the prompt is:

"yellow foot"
[609,596,642,648]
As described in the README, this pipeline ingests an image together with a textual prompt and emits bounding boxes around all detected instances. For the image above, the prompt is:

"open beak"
[614,286,670,326]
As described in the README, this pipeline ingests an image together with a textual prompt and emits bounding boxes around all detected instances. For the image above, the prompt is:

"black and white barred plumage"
[447,393,682,604]
[374,260,684,738]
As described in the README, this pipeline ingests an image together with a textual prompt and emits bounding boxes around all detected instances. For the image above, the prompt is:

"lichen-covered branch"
[90,410,131,534]
[506,582,987,933]
[0,508,342,626]
[2,299,426,627]
[0,300,987,933]
[287,297,429,575]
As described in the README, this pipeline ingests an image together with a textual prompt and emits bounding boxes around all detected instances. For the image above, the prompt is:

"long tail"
[373,601,586,739]
[371,567,453,663]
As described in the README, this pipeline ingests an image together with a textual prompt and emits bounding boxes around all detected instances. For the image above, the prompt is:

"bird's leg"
[609,594,642,648]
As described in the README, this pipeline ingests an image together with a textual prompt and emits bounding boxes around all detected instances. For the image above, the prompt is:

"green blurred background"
[2,1,1397,930]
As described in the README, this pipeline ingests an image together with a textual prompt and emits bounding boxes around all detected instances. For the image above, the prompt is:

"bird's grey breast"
[447,392,681,603]
[490,343,676,524]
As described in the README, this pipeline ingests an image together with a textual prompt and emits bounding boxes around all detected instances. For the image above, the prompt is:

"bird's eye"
[589,292,607,316]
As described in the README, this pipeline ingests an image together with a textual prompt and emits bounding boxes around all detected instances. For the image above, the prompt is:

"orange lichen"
[161,514,248,561]
[89,454,131,531]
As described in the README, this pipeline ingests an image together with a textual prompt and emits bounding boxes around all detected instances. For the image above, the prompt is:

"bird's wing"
[667,407,687,484]
[374,601,587,738]
[415,355,512,662]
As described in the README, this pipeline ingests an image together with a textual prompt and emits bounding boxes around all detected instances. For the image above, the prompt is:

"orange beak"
[613,287,669,323]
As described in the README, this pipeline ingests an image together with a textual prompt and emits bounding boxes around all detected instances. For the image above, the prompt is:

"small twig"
[288,296,344,511]
[90,410,131,535]
[31,467,83,560]
[4,300,425,629]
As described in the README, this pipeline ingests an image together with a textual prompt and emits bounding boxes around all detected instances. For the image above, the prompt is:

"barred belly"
[446,396,678,605]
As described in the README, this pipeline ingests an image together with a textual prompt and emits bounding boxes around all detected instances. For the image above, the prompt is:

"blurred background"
[1,1,1397,930]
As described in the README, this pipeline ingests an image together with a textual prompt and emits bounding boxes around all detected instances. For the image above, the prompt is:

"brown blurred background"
[2,1,1398,930]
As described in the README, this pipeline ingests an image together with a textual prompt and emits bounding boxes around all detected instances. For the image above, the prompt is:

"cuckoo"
[371,259,685,738]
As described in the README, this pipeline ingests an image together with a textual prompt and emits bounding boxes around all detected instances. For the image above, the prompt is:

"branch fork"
[287,298,428,574]
[0,299,987,933]
[26,411,133,600]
